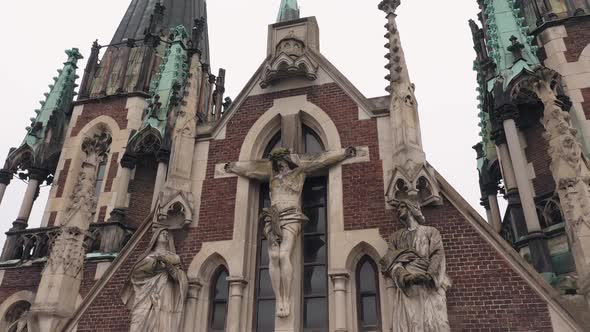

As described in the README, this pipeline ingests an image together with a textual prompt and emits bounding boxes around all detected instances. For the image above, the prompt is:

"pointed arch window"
[356,256,381,332]
[5,301,31,332]
[209,267,229,332]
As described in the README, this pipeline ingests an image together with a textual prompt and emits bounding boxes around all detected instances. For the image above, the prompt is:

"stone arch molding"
[238,94,343,161]
[345,241,383,271]
[0,290,35,331]
[187,251,232,332]
[74,115,120,142]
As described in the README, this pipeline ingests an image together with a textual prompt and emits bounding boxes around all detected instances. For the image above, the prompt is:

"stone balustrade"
[0,222,134,264]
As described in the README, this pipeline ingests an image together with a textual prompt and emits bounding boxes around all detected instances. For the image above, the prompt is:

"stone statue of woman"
[121,228,188,332]
[380,199,451,332]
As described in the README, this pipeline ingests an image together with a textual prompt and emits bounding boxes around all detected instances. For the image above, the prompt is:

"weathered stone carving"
[379,0,441,207]
[44,227,90,278]
[518,68,590,305]
[380,199,451,332]
[225,147,356,318]
[121,228,188,332]
[260,32,319,89]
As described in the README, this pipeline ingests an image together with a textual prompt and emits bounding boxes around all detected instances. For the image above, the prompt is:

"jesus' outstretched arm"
[299,147,357,174]
[225,160,272,181]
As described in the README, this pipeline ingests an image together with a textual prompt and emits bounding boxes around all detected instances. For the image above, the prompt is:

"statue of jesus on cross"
[225,146,356,318]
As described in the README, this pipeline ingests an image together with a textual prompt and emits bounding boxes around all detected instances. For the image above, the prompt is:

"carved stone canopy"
[260,35,318,89]
[386,164,442,207]
[156,190,195,229]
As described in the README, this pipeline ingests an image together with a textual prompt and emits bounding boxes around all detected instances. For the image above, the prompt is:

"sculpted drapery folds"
[225,147,356,318]
[380,199,451,332]
[121,228,188,332]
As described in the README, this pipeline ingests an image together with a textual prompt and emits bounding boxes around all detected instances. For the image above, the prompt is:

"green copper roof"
[22,49,82,156]
[483,0,540,91]
[277,0,300,22]
[133,25,189,141]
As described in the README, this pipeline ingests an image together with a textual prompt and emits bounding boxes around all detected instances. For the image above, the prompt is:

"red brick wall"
[55,159,71,198]
[103,152,119,192]
[125,157,157,229]
[422,200,552,331]
[563,18,590,63]
[70,98,129,137]
[524,121,555,197]
[47,211,58,227]
[96,206,108,223]
[0,266,42,305]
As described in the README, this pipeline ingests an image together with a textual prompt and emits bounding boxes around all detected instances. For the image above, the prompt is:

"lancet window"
[356,256,381,332]
[209,267,229,332]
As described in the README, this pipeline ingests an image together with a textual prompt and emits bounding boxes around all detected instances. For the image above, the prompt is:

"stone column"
[152,150,170,209]
[0,169,12,207]
[225,277,247,332]
[493,132,528,240]
[108,154,136,222]
[13,169,46,230]
[501,111,553,276]
[330,271,350,332]
[488,193,502,233]
[496,142,517,191]
[183,280,202,332]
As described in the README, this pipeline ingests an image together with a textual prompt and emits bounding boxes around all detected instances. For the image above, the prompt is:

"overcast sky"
[0,1,485,244]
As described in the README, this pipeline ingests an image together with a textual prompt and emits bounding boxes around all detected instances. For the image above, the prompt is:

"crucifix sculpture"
[225,142,355,318]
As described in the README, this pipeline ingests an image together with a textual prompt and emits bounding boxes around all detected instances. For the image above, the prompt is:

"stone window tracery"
[209,267,229,332]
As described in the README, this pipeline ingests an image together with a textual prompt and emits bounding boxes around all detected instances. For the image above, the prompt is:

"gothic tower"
[0,0,587,331]
[471,0,590,311]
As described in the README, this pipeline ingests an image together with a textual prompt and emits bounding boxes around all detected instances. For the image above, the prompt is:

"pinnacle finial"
[277,0,300,22]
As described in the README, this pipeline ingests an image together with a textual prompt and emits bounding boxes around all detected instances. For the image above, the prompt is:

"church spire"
[277,0,300,22]
[111,0,210,62]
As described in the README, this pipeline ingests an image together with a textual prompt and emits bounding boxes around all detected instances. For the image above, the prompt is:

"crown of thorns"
[268,148,291,162]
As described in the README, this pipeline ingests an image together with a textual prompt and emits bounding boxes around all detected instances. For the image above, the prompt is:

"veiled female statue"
[121,228,188,332]
[380,199,451,332]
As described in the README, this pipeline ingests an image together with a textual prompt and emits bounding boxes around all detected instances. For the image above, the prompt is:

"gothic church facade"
[0,0,587,331]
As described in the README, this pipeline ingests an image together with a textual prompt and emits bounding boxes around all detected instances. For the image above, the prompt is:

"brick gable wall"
[0,83,557,331]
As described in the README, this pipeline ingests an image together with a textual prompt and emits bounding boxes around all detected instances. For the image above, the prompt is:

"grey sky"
[0,0,484,244]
